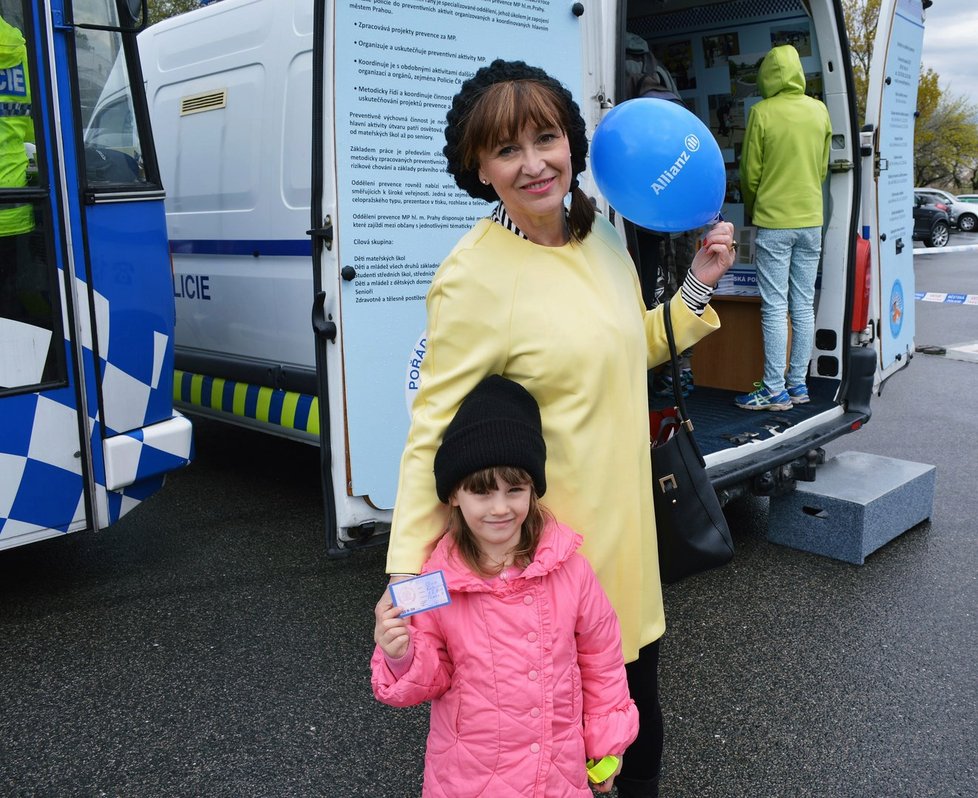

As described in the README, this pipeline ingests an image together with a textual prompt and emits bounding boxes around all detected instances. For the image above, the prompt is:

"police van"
[137,0,929,554]
[1,0,191,551]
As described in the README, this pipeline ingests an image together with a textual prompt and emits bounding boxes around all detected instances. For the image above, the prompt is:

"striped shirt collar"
[490,203,528,240]
[490,202,572,241]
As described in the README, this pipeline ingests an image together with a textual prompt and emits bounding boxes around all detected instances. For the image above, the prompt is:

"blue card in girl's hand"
[389,571,451,617]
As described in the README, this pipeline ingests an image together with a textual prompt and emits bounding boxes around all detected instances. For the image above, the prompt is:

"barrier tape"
[915,292,978,305]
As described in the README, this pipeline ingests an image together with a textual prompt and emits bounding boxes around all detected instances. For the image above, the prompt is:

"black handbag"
[651,299,734,584]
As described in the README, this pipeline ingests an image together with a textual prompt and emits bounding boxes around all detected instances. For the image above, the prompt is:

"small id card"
[388,571,452,617]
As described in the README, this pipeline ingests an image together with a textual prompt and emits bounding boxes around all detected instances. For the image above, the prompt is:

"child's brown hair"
[445,466,550,576]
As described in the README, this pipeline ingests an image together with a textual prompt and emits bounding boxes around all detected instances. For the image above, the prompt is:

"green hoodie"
[739,45,831,229]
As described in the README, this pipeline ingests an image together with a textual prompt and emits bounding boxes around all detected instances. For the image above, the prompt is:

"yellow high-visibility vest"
[0,14,35,237]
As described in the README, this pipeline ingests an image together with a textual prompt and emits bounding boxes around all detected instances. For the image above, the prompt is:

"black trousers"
[620,638,664,782]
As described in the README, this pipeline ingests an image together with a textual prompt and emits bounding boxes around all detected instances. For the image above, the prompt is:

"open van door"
[2,0,190,551]
[311,0,592,549]
[860,0,926,388]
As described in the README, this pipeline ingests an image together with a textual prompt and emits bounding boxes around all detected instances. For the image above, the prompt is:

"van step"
[767,451,936,564]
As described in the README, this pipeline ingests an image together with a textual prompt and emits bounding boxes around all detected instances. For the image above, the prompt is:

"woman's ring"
[728,241,738,252]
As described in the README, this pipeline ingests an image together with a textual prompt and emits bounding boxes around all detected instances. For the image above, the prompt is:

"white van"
[138,0,929,553]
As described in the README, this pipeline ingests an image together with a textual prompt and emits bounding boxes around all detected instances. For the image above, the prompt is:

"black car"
[913,192,951,247]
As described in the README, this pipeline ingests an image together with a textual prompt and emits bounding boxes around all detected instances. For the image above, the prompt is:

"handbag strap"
[662,299,690,424]
[661,299,707,466]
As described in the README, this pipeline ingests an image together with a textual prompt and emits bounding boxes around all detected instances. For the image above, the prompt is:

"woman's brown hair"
[446,466,550,576]
[443,60,595,242]
[455,81,594,243]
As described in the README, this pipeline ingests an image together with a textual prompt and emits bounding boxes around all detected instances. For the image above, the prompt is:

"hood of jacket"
[0,16,26,67]
[422,516,583,593]
[758,44,806,99]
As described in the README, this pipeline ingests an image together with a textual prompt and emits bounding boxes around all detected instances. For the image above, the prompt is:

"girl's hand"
[590,755,623,794]
[689,220,737,287]
[374,589,411,658]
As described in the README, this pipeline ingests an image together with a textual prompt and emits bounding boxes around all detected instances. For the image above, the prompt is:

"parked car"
[914,187,978,232]
[913,192,951,247]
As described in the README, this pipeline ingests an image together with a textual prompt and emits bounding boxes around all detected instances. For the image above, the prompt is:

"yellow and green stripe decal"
[174,370,320,435]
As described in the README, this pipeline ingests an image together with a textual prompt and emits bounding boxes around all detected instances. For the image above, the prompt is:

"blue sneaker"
[734,382,793,411]
[786,383,810,404]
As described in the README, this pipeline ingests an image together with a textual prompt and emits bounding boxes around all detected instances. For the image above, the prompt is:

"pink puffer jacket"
[371,519,638,797]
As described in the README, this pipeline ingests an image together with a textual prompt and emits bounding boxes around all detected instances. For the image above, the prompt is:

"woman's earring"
[481,178,489,185]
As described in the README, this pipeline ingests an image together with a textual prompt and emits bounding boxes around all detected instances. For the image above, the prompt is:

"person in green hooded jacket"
[0,12,34,322]
[735,44,831,411]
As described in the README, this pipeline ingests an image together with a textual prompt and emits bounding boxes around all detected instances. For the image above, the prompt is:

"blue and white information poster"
[335,1,582,508]
[876,0,924,369]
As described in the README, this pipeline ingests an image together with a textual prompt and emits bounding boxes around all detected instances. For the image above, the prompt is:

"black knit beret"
[443,59,589,202]
[433,375,547,503]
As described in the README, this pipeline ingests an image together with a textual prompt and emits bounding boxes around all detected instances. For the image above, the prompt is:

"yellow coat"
[387,214,720,661]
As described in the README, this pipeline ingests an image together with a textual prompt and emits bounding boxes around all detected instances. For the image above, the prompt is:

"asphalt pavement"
[1,241,976,798]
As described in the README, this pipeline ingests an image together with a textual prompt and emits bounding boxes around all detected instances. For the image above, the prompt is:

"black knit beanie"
[443,59,589,202]
[434,375,547,503]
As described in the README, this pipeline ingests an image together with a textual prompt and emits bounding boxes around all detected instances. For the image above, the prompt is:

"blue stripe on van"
[169,239,312,257]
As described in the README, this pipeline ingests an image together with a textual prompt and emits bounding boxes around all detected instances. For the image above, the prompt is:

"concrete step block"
[767,451,936,564]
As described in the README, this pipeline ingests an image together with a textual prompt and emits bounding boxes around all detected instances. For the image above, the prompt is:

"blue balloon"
[590,98,725,233]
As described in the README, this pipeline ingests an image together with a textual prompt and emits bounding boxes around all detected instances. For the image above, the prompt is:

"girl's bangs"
[457,466,534,493]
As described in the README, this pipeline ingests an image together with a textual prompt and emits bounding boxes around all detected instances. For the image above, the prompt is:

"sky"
[920,1,978,108]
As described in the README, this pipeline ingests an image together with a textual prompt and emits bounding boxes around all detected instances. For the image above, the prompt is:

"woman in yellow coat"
[379,60,736,797]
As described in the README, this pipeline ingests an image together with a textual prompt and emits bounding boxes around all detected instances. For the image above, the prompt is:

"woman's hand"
[590,754,623,794]
[689,220,737,287]
[374,585,412,659]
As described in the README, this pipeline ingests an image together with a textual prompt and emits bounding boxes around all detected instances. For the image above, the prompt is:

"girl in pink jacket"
[372,375,639,797]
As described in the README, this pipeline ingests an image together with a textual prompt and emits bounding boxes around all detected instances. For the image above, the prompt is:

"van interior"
[621,0,849,458]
